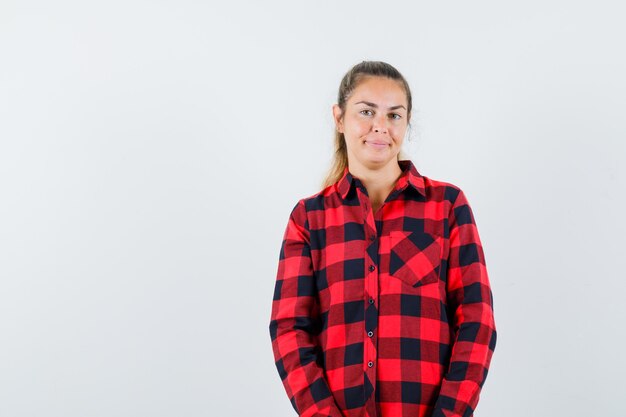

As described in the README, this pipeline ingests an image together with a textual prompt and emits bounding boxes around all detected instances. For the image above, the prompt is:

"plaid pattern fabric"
[269,159,497,417]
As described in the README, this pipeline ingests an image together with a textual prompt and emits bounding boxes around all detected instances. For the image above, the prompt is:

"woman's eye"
[360,109,373,116]
[390,113,401,120]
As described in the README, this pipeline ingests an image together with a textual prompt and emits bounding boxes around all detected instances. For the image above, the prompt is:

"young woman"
[269,61,497,417]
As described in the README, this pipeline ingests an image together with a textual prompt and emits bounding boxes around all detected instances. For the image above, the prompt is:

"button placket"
[361,189,379,398]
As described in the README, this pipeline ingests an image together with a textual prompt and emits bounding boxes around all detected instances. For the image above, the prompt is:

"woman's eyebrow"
[354,100,406,110]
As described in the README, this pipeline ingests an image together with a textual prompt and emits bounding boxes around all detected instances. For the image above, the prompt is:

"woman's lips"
[365,141,389,149]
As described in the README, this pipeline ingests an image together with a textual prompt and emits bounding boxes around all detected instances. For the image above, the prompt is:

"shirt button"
[368,361,374,368]
[367,331,373,337]
[369,235,375,241]
[369,298,374,304]
[369,265,375,272]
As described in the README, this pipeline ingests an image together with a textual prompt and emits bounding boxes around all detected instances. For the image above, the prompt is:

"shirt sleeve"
[432,188,498,417]
[269,200,344,417]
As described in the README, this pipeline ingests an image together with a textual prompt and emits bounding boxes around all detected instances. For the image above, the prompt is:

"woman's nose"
[372,114,388,133]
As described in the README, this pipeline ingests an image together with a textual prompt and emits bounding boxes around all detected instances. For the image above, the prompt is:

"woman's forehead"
[348,77,408,107]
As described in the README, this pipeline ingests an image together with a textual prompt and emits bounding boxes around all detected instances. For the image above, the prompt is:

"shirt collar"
[337,159,426,200]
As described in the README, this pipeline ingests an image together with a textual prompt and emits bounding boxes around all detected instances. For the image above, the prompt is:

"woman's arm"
[432,188,498,417]
[269,200,344,417]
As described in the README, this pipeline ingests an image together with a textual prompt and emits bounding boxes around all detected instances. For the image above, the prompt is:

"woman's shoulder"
[422,174,483,221]
[289,181,341,212]
[423,174,464,200]
[403,165,469,208]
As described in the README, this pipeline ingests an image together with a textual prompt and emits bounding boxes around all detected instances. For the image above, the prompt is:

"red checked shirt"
[269,159,497,417]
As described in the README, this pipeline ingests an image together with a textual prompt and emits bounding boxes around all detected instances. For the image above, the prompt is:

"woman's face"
[333,76,409,170]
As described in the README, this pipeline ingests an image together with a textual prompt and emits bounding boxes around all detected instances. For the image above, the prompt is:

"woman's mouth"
[365,140,389,149]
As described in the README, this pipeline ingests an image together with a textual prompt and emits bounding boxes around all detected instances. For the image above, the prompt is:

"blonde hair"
[321,61,413,189]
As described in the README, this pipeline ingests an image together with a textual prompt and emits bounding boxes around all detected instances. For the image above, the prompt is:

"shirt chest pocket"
[388,230,443,288]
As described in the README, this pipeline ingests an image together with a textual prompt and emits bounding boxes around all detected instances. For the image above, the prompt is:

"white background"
[1,1,625,416]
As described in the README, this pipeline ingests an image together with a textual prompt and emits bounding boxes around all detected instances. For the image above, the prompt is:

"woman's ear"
[332,104,344,133]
